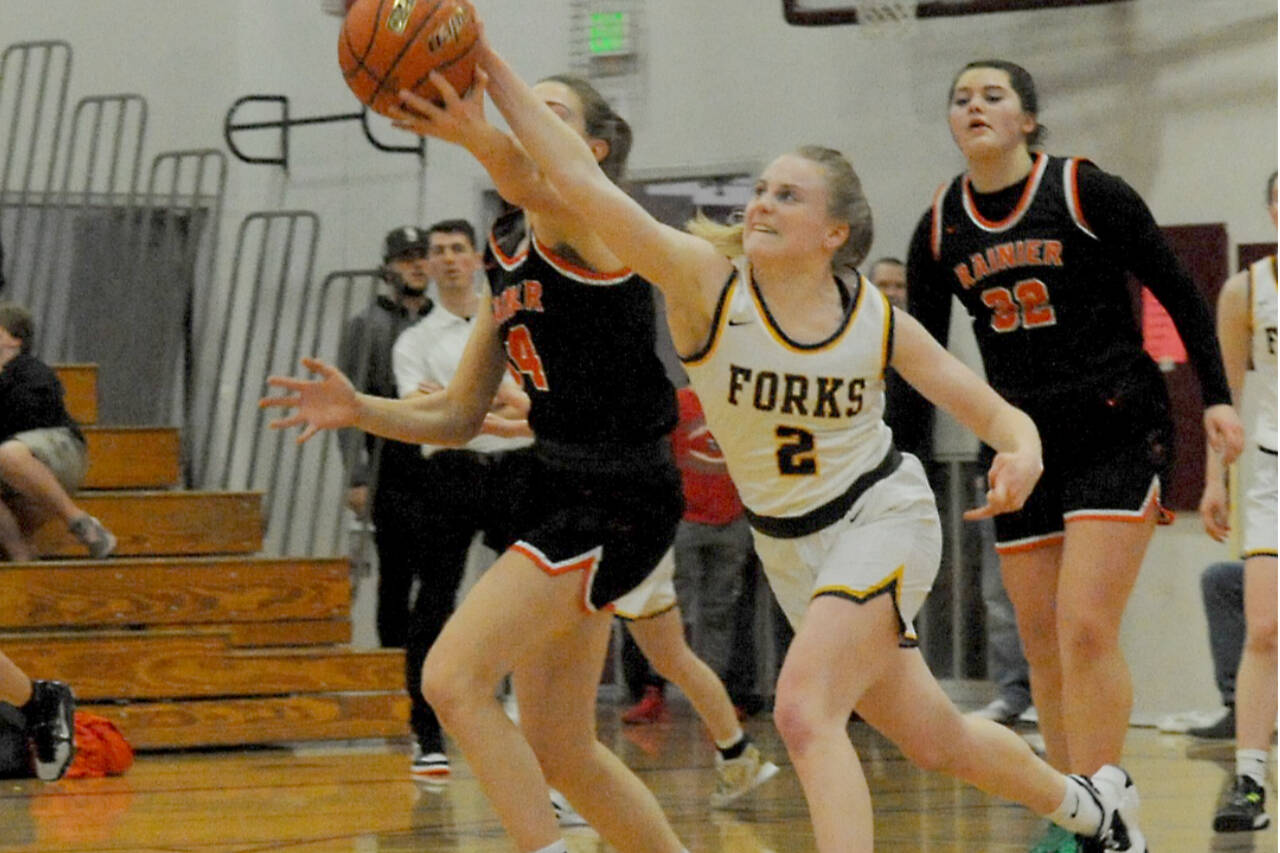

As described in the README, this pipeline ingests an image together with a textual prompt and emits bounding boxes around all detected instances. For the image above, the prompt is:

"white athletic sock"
[1048,774,1105,837]
[530,841,567,853]
[714,729,745,751]
[1237,749,1270,787]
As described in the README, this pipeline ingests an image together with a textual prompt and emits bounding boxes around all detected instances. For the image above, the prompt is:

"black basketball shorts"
[487,442,684,611]
[988,360,1174,555]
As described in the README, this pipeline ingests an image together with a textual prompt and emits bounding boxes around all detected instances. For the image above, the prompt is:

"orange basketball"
[338,0,480,117]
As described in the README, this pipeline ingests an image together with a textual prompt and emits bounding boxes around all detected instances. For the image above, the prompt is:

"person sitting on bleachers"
[0,301,115,561]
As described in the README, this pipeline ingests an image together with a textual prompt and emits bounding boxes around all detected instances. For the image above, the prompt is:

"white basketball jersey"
[682,259,895,519]
[1250,255,1277,451]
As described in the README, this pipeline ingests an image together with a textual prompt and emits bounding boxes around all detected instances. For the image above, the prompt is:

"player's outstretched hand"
[260,357,361,444]
[1204,403,1245,466]
[965,449,1043,521]
[391,67,491,149]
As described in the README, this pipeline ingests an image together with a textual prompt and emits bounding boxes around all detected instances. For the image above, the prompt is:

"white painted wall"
[0,0,1273,714]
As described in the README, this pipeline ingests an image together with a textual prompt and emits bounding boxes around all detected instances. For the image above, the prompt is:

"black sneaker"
[25,680,75,781]
[1213,775,1270,832]
[1187,707,1235,740]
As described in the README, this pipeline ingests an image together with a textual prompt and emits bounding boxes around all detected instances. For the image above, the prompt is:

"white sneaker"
[711,743,781,808]
[1156,707,1223,734]
[550,788,590,829]
[973,697,1028,726]
[410,749,450,779]
[1090,764,1147,852]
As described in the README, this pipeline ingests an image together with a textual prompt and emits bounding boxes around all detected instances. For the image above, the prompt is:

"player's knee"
[1058,614,1118,663]
[0,439,31,470]
[772,685,829,755]
[420,654,478,726]
[1245,616,1278,655]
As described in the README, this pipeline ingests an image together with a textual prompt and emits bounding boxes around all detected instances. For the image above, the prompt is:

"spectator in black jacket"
[335,228,434,648]
[0,301,114,561]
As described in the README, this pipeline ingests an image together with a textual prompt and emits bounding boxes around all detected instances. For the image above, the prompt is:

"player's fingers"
[300,357,338,378]
[963,503,998,521]
[259,391,300,408]
[428,71,461,106]
[396,89,443,120]
[388,105,431,129]
[298,424,319,445]
[268,413,306,430]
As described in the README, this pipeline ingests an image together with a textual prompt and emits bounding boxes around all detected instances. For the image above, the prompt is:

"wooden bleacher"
[0,365,408,749]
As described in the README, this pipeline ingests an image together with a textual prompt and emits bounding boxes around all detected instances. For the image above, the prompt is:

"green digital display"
[589,11,631,55]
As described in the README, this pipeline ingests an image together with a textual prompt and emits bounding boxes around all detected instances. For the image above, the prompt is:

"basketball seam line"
[371,0,450,107]
[351,0,391,65]
[403,39,476,97]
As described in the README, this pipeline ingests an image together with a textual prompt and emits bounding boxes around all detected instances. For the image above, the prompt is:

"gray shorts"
[1,427,88,503]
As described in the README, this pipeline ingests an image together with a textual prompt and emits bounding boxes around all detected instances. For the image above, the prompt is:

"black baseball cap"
[383,226,429,262]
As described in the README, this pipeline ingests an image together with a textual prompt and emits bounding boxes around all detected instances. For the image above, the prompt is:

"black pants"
[369,441,436,649]
[389,449,501,750]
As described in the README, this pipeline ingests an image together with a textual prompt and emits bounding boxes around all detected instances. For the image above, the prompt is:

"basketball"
[338,0,480,117]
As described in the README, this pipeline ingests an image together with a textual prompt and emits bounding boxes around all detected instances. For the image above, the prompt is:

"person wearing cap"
[336,226,434,648]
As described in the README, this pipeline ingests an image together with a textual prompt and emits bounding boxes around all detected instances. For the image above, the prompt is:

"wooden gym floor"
[0,698,1273,852]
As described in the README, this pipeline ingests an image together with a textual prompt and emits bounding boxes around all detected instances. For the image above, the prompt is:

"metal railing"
[0,41,72,296]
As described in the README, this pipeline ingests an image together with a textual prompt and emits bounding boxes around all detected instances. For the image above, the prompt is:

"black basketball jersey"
[484,208,677,446]
[923,153,1148,403]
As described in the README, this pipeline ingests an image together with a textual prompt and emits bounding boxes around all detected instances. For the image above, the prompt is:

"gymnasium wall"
[0,0,1274,716]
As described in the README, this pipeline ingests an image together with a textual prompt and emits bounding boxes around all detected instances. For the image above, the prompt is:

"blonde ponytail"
[686,211,744,259]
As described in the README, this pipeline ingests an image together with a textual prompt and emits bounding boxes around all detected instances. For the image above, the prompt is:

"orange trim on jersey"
[531,236,632,285]
[929,182,949,260]
[510,541,604,613]
[962,152,1048,232]
[1063,158,1098,240]
[1063,477,1163,525]
[681,267,740,368]
[747,267,862,355]
[995,531,1065,556]
[488,228,529,271]
[812,565,917,640]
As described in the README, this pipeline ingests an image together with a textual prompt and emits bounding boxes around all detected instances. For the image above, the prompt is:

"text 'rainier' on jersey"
[491,280,546,325]
[728,365,869,419]
[953,239,1064,289]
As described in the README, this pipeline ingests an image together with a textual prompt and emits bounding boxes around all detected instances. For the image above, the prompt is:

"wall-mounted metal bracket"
[223,95,425,169]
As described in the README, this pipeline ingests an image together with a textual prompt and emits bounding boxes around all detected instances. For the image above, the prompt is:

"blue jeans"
[1200,560,1245,706]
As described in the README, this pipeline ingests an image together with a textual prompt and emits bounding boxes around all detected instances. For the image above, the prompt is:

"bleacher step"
[82,426,181,489]
[33,491,263,556]
[1,630,403,700]
[0,556,349,642]
[79,693,410,750]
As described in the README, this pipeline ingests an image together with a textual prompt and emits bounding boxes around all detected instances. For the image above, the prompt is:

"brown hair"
[687,146,873,271]
[539,74,632,183]
[951,59,1046,149]
[0,301,34,353]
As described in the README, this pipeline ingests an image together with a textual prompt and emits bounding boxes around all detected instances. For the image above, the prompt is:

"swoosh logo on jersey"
[728,319,752,326]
